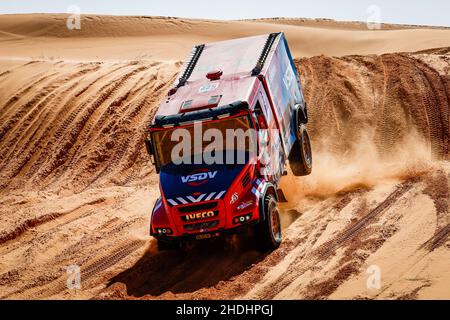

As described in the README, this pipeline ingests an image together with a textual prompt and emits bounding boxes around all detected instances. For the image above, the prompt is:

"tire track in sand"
[39,65,150,188]
[0,64,101,171]
[7,239,146,299]
[249,180,414,299]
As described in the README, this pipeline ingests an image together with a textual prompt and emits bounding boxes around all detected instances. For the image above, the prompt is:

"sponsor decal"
[282,65,295,90]
[181,169,218,186]
[237,200,253,210]
[230,192,239,204]
[182,210,219,222]
[198,82,219,93]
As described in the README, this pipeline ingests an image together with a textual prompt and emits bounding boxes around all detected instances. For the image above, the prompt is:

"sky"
[0,0,449,27]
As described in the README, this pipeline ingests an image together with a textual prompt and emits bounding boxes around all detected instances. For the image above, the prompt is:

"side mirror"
[144,138,153,156]
[145,137,157,167]
[144,133,160,173]
[257,113,268,130]
[254,110,268,130]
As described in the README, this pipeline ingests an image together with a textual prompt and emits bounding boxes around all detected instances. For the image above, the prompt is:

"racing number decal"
[198,83,219,93]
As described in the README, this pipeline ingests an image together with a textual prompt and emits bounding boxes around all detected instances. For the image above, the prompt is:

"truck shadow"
[106,209,301,297]
[107,234,268,297]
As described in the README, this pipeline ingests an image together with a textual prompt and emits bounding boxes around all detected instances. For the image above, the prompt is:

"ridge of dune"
[249,17,450,30]
[1,14,448,38]
[1,14,450,61]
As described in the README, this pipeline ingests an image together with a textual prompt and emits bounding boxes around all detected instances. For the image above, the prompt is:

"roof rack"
[176,44,205,88]
[251,32,280,76]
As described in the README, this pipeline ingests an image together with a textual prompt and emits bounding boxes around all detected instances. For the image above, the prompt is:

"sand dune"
[1,14,450,61]
[0,14,449,300]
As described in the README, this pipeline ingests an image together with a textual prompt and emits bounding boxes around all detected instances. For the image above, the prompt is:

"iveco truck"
[145,32,312,250]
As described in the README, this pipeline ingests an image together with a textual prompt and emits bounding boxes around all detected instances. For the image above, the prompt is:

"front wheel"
[256,194,282,251]
[288,125,312,176]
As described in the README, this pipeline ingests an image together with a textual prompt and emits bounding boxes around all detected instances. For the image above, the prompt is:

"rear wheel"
[257,194,282,251]
[288,125,312,176]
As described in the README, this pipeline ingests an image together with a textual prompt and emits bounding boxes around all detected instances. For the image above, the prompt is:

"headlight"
[233,213,252,224]
[156,228,172,235]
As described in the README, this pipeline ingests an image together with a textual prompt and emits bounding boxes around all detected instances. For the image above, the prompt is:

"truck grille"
[177,201,218,213]
[184,220,219,231]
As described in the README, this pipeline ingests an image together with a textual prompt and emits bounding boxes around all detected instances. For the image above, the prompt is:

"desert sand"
[0,14,449,300]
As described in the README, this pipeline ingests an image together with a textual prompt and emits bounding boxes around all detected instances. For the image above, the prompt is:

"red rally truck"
[145,32,312,250]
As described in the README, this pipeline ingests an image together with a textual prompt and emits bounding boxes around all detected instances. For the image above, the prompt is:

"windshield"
[152,115,256,168]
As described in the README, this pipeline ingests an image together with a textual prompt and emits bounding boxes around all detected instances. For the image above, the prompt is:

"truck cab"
[145,33,312,250]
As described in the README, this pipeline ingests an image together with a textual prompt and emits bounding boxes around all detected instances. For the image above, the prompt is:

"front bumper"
[151,219,259,242]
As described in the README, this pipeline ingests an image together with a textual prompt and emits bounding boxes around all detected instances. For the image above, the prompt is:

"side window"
[258,91,277,130]
[253,102,270,161]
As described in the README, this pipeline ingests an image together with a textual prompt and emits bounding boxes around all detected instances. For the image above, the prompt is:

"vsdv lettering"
[181,171,217,183]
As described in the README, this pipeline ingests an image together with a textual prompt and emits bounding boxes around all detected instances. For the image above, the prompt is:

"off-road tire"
[257,194,282,251]
[288,125,312,176]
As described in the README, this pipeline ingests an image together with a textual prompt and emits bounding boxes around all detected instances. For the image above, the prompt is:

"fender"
[287,103,306,158]
[257,181,278,221]
[294,102,308,129]
[149,197,171,236]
